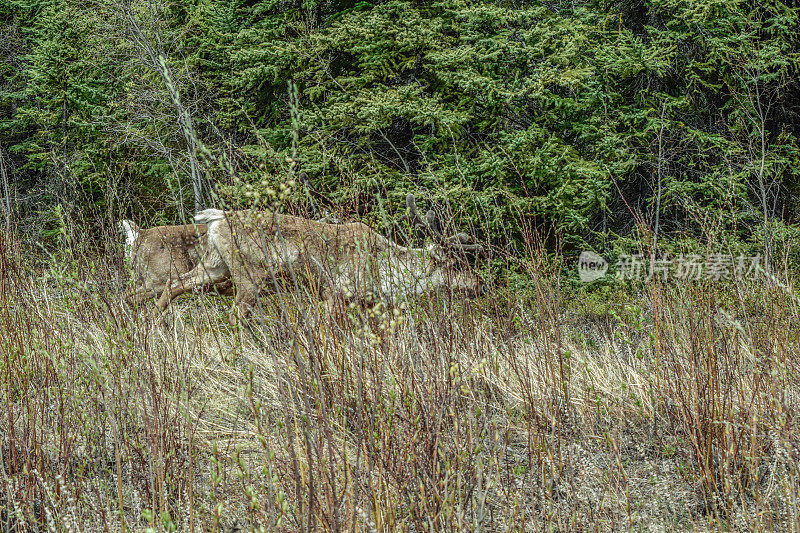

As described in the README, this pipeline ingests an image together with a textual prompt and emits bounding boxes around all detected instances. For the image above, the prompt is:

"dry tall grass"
[1,231,799,531]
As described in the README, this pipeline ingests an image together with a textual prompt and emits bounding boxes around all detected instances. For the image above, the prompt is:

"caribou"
[119,220,231,305]
[155,195,486,321]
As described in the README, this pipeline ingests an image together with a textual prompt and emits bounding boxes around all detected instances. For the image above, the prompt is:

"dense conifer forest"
[2,0,798,265]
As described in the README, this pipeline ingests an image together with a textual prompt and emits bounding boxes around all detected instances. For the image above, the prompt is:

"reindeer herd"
[120,194,486,323]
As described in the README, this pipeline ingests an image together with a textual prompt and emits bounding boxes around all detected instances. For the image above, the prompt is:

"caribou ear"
[119,219,140,240]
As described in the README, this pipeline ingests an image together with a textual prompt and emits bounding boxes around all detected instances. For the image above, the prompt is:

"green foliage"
[1,0,798,265]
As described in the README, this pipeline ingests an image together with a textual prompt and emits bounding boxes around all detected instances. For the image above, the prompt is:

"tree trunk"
[0,146,11,233]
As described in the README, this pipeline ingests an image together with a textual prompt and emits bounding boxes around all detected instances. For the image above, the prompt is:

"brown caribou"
[155,195,486,321]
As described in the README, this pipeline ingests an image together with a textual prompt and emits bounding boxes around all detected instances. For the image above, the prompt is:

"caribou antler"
[406,194,483,252]
[406,193,431,234]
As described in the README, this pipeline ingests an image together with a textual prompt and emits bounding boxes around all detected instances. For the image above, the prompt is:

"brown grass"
[1,230,799,531]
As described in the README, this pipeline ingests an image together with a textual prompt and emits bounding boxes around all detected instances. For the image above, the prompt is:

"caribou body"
[119,220,231,305]
[156,196,485,320]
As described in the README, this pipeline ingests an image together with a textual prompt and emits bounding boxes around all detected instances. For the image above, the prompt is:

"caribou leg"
[156,262,228,311]
[125,285,158,307]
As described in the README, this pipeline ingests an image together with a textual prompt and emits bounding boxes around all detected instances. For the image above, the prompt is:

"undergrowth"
[0,231,799,531]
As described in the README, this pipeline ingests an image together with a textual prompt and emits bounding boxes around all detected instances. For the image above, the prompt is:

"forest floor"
[1,251,799,531]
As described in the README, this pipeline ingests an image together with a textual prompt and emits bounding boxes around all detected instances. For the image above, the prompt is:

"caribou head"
[405,194,487,298]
